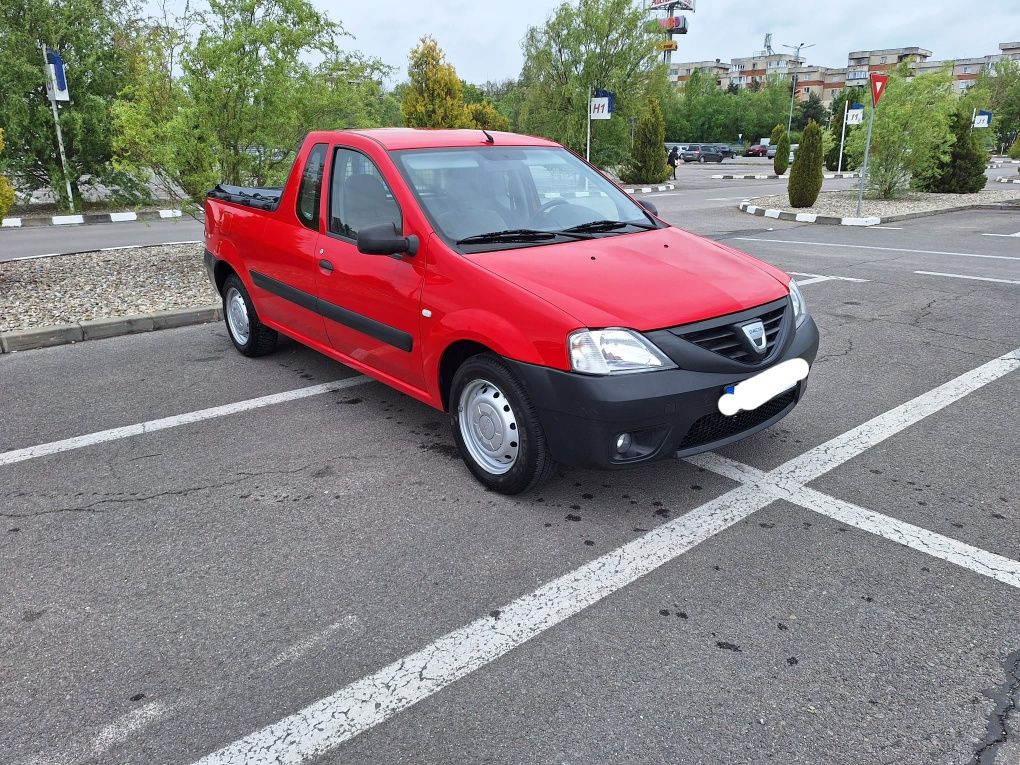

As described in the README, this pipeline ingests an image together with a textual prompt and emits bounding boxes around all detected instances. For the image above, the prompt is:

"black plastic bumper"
[507,316,819,470]
[203,249,219,294]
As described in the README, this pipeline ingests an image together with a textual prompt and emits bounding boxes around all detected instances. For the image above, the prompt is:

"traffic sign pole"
[838,100,848,173]
[855,106,875,217]
[42,43,75,212]
[856,73,888,218]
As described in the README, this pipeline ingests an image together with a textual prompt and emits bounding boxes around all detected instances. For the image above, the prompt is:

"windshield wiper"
[456,228,590,245]
[560,219,658,234]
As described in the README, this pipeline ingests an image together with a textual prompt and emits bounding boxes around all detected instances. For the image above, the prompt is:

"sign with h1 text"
[846,105,864,125]
[870,73,889,106]
[973,110,992,128]
[589,89,615,120]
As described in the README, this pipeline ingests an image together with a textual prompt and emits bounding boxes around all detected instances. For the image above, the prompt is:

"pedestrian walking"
[667,146,679,180]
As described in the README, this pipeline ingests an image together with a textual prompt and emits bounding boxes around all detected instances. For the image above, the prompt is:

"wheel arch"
[438,339,496,412]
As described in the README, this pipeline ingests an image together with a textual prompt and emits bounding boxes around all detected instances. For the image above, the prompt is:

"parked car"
[204,129,818,494]
[681,144,724,163]
[766,143,799,163]
[745,144,768,157]
[766,144,778,159]
[711,144,737,159]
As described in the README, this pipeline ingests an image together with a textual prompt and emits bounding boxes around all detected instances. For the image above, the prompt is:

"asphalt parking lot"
[2,168,1019,764]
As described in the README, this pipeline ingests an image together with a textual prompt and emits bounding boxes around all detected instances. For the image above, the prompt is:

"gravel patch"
[746,189,1020,218]
[0,243,216,332]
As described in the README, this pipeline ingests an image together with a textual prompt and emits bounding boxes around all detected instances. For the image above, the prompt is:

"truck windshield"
[391,146,656,248]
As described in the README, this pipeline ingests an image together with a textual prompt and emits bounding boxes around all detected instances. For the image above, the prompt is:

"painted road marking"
[790,271,870,286]
[914,270,1020,285]
[189,346,1020,765]
[92,701,175,757]
[4,241,203,262]
[980,232,1020,238]
[0,377,370,468]
[773,346,1020,486]
[734,237,1020,262]
[264,617,360,670]
[688,453,1020,590]
[192,483,769,765]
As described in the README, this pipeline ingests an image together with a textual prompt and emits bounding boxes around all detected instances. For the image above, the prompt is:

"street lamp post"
[782,42,814,135]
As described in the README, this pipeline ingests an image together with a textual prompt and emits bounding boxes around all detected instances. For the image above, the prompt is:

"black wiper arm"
[561,219,657,233]
[456,228,591,245]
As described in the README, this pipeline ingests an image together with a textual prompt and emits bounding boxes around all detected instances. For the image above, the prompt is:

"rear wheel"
[450,354,556,494]
[698,156,705,164]
[222,274,277,357]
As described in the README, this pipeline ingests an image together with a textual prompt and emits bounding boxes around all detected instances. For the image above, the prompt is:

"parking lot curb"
[738,200,1018,227]
[621,183,675,194]
[994,176,1020,184]
[712,172,858,180]
[0,306,222,353]
[1,209,186,229]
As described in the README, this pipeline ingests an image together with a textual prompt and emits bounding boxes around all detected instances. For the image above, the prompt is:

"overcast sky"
[151,0,1020,84]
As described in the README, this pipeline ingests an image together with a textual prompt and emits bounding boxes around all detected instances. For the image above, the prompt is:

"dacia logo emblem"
[741,320,767,353]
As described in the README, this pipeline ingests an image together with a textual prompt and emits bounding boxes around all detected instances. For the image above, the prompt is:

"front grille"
[681,303,786,363]
[679,388,796,451]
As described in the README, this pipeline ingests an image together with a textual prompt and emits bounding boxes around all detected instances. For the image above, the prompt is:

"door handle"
[318,259,334,273]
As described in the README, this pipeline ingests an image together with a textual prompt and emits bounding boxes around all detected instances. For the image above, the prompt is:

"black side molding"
[249,270,413,353]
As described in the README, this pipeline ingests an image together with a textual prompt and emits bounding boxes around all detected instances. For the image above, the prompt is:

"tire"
[698,156,705,164]
[222,274,278,357]
[449,353,556,494]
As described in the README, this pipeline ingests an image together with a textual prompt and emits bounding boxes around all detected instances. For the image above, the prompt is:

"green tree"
[771,124,789,175]
[982,58,1020,151]
[520,0,665,168]
[846,66,956,198]
[824,86,866,170]
[788,119,823,207]
[402,37,470,128]
[0,0,147,209]
[465,101,510,131]
[793,92,828,132]
[914,110,987,193]
[620,97,668,184]
[0,129,15,218]
[114,0,386,210]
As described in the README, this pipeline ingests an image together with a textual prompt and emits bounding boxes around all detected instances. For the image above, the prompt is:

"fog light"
[615,433,633,454]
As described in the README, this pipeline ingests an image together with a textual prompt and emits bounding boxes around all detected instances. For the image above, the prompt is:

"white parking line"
[980,232,1020,238]
[0,377,369,468]
[192,483,768,765]
[189,345,1020,765]
[914,270,1020,286]
[92,701,174,757]
[734,237,1020,262]
[688,453,1020,589]
[790,271,870,287]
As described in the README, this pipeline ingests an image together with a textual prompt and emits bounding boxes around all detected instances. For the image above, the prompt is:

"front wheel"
[450,354,556,494]
[698,156,705,164]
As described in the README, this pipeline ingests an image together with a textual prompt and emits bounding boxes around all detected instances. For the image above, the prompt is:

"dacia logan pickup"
[204,129,819,494]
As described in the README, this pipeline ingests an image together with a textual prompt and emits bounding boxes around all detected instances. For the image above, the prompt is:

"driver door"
[314,145,427,391]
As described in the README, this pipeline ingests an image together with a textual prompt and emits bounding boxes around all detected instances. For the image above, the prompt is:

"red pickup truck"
[204,129,818,494]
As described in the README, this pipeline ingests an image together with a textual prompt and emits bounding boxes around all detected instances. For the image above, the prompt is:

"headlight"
[788,280,808,326]
[568,328,676,375]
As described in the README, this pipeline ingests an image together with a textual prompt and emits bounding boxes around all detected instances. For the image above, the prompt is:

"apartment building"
[725,52,803,89]
[669,59,729,86]
[676,42,1016,108]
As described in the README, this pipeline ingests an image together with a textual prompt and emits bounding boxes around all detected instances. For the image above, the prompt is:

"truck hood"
[466,226,790,331]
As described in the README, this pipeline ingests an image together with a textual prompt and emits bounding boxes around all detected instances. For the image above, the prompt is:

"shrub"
[1009,140,1020,160]
[0,128,14,219]
[788,120,824,207]
[620,97,670,184]
[774,129,790,176]
[914,111,987,194]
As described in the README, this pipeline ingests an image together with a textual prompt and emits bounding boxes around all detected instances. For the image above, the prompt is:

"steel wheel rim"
[225,287,250,345]
[458,378,519,475]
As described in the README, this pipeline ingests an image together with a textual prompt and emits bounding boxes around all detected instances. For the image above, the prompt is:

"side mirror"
[638,199,658,217]
[356,222,419,258]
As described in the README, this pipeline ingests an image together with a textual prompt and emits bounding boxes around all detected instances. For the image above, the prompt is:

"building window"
[880,56,887,64]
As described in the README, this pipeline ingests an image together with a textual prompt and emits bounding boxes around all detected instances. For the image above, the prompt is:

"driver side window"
[328,148,401,240]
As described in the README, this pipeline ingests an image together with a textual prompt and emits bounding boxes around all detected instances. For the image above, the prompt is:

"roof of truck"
[321,128,561,151]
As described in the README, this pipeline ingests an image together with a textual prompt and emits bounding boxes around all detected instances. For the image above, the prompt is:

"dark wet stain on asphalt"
[130,693,146,702]
[787,657,799,666]
[565,514,581,522]
[21,609,46,623]
[716,641,741,652]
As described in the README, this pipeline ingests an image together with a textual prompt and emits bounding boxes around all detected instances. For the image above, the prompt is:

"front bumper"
[508,315,819,470]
